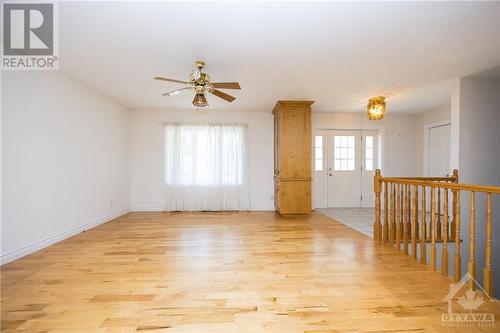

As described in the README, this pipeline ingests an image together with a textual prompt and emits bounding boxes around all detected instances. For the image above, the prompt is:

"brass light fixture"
[367,96,387,120]
[154,60,241,108]
[192,93,208,107]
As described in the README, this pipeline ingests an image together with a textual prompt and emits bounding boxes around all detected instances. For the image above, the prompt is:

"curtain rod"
[161,122,248,128]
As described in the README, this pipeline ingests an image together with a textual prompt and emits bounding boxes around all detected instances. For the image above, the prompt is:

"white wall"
[450,79,461,170]
[130,109,274,211]
[1,71,131,264]
[454,76,500,297]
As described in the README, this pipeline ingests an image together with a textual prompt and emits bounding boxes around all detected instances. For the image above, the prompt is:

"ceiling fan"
[154,60,241,107]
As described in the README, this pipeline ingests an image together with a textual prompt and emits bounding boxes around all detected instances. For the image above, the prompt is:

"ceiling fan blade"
[211,82,241,89]
[210,89,236,102]
[154,76,189,84]
[162,87,192,96]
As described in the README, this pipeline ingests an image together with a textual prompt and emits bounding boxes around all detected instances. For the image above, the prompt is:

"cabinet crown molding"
[272,101,315,115]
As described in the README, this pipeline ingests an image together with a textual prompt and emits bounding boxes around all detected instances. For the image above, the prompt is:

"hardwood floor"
[1,211,499,332]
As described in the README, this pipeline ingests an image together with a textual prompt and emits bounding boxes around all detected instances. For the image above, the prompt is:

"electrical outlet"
[110,201,113,208]
[270,194,274,201]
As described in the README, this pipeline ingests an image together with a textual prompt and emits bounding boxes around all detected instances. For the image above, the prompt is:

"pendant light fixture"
[367,96,387,120]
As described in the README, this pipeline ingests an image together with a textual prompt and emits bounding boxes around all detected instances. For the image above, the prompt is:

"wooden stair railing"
[373,169,499,296]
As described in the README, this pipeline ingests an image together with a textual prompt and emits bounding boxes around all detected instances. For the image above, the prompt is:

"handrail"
[385,176,456,182]
[381,178,500,194]
[373,168,497,296]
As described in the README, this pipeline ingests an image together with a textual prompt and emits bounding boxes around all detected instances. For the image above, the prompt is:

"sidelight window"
[314,135,323,171]
[365,136,374,171]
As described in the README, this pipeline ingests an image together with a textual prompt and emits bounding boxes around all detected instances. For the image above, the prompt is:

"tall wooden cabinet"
[273,101,314,215]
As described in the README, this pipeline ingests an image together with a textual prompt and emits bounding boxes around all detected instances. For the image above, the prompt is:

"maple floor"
[1,211,499,332]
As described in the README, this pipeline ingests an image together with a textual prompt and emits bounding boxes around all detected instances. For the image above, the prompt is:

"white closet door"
[429,124,451,176]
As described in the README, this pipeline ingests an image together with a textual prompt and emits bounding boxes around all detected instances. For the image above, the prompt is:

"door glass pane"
[366,136,373,148]
[315,136,323,147]
[365,135,374,171]
[333,135,355,171]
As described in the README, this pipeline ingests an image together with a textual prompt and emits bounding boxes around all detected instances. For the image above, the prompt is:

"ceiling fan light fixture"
[155,60,239,107]
[367,96,387,120]
[193,93,208,107]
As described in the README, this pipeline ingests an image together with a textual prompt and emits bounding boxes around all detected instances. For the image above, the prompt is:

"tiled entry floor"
[317,208,374,238]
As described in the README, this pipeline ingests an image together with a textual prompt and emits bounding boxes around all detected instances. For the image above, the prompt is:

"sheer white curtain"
[163,123,249,211]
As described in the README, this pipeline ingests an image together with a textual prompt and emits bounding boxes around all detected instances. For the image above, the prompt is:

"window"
[334,135,355,171]
[365,135,374,171]
[164,123,246,186]
[314,135,323,171]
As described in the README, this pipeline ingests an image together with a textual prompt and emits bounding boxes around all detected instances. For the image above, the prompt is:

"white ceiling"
[59,1,500,113]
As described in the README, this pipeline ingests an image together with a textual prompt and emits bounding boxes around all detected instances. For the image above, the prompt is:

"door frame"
[423,120,451,176]
[312,123,385,209]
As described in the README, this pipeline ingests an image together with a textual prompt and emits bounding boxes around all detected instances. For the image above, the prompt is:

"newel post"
[374,169,382,241]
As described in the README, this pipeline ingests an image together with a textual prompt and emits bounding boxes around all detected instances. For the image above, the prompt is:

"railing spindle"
[431,187,437,270]
[383,182,389,244]
[442,189,449,276]
[437,188,442,240]
[454,190,461,282]
[411,185,418,260]
[407,185,411,239]
[484,193,493,295]
[374,169,382,241]
[403,184,409,255]
[400,184,404,243]
[468,191,476,289]
[420,185,427,265]
[391,183,396,245]
[388,182,393,245]
[395,184,401,251]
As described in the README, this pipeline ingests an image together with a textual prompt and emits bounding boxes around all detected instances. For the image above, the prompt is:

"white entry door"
[326,130,378,208]
[327,130,361,207]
